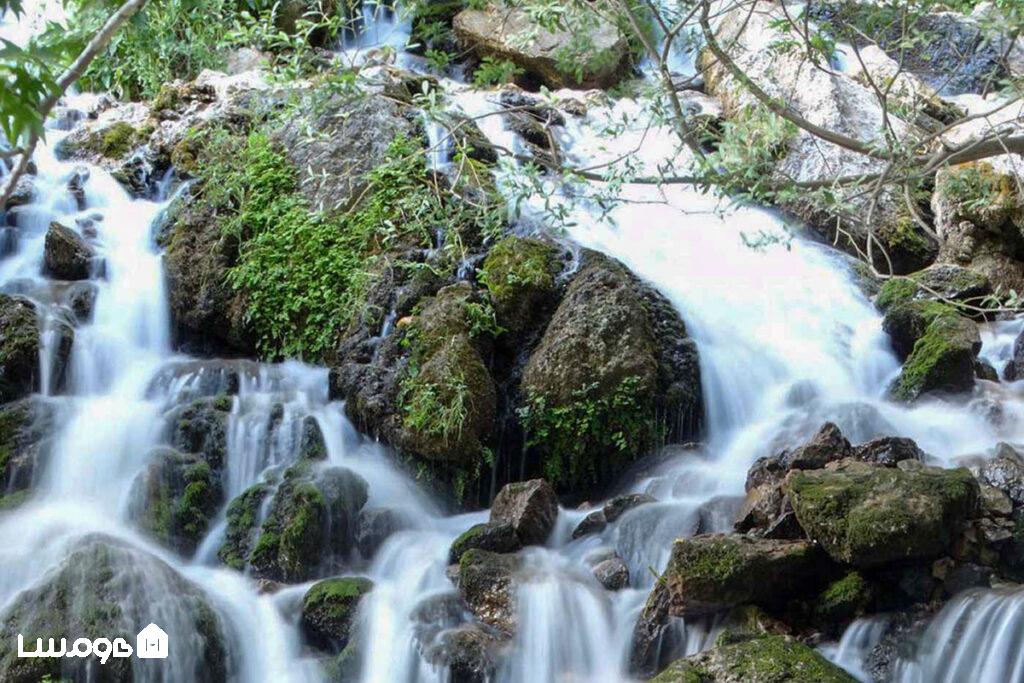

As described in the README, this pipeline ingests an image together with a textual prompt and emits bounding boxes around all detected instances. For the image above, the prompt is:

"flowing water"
[4,1,1024,681]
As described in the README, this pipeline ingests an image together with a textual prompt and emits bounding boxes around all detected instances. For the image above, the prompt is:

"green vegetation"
[400,347,472,449]
[472,56,524,87]
[218,483,269,570]
[876,277,920,312]
[816,571,874,622]
[518,375,655,487]
[479,236,559,311]
[892,304,976,401]
[700,105,798,202]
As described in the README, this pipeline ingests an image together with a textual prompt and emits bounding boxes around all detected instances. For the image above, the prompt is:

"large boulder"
[479,235,562,337]
[44,222,96,280]
[301,576,373,655]
[222,463,369,582]
[490,478,558,546]
[700,2,938,274]
[651,634,857,683]
[784,460,979,567]
[453,3,630,89]
[520,251,702,493]
[457,549,521,636]
[0,296,39,403]
[0,535,234,682]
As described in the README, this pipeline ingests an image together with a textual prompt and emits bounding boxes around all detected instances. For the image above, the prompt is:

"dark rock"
[490,478,558,546]
[457,549,521,636]
[44,222,96,280]
[301,577,374,655]
[0,294,40,403]
[356,507,406,559]
[0,398,56,501]
[449,521,521,564]
[852,436,926,467]
[571,493,656,539]
[784,460,979,567]
[979,443,1024,506]
[424,626,502,683]
[784,422,852,470]
[942,562,992,596]
[169,397,230,470]
[593,557,630,591]
[0,535,234,682]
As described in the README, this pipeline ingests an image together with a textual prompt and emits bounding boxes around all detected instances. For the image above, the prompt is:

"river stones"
[490,478,557,546]
[301,577,374,655]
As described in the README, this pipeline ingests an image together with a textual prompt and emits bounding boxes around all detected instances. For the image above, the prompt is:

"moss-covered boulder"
[814,570,875,623]
[129,447,222,554]
[784,460,979,567]
[395,283,498,466]
[168,397,232,470]
[520,251,702,493]
[301,576,374,655]
[648,535,826,618]
[881,299,980,401]
[932,162,1024,294]
[458,549,522,636]
[651,634,857,682]
[0,295,40,404]
[453,3,630,89]
[479,236,562,336]
[449,521,521,564]
[245,463,369,582]
[218,483,270,570]
[0,399,55,506]
[0,535,233,682]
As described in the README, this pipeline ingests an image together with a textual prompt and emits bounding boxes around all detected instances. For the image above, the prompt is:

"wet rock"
[978,443,1024,506]
[593,557,630,591]
[490,478,558,546]
[60,280,98,323]
[1005,329,1024,381]
[814,571,875,623]
[301,576,374,655]
[479,235,562,336]
[912,264,992,306]
[217,483,270,570]
[641,534,827,618]
[449,521,521,564]
[457,549,521,636]
[942,562,992,596]
[0,534,234,682]
[169,397,230,470]
[784,460,979,567]
[521,251,702,493]
[3,174,33,210]
[0,398,56,504]
[784,422,852,470]
[852,436,926,467]
[884,303,980,401]
[44,222,96,280]
[129,447,222,554]
[355,507,406,559]
[453,4,629,89]
[242,463,369,582]
[424,626,502,683]
[572,493,657,538]
[652,634,857,682]
[0,295,40,403]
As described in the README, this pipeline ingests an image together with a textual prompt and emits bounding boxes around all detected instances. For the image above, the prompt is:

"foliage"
[463,299,504,338]
[472,56,524,87]
[518,376,655,487]
[399,339,472,448]
[699,105,798,202]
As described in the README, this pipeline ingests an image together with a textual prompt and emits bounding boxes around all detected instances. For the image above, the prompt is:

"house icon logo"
[136,623,168,659]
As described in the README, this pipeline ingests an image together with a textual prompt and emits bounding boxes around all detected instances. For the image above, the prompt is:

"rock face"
[932,162,1024,294]
[301,577,374,655]
[784,460,979,567]
[0,295,40,403]
[0,398,57,507]
[457,549,521,636]
[490,479,558,546]
[0,535,234,682]
[453,3,630,89]
[652,634,857,683]
[521,251,702,493]
[700,2,937,274]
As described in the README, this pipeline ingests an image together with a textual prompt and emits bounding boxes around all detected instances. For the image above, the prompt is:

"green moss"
[305,577,374,608]
[878,213,930,258]
[0,489,30,511]
[876,278,919,312]
[816,571,873,622]
[892,311,976,401]
[518,375,656,488]
[479,236,559,311]
[98,122,141,159]
[218,483,268,570]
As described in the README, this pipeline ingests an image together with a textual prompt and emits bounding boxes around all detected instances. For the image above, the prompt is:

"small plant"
[473,56,524,87]
[463,300,504,338]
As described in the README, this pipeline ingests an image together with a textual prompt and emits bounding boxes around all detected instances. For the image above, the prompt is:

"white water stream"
[3,1,1024,681]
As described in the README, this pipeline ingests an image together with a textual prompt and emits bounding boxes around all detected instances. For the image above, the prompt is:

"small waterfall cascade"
[2,1,1024,682]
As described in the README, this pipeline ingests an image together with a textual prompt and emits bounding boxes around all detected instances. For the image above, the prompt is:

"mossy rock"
[60,121,147,161]
[479,236,561,334]
[815,571,875,623]
[0,534,233,682]
[449,521,521,564]
[0,294,40,403]
[218,483,270,570]
[458,549,522,636]
[301,576,374,654]
[0,398,54,496]
[247,463,369,582]
[891,310,979,401]
[652,634,857,682]
[784,460,979,567]
[650,534,827,618]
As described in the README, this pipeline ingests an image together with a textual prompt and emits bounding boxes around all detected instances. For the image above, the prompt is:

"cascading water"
[4,1,1024,682]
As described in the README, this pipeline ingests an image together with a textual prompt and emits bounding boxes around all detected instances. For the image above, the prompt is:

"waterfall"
[2,2,1024,681]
